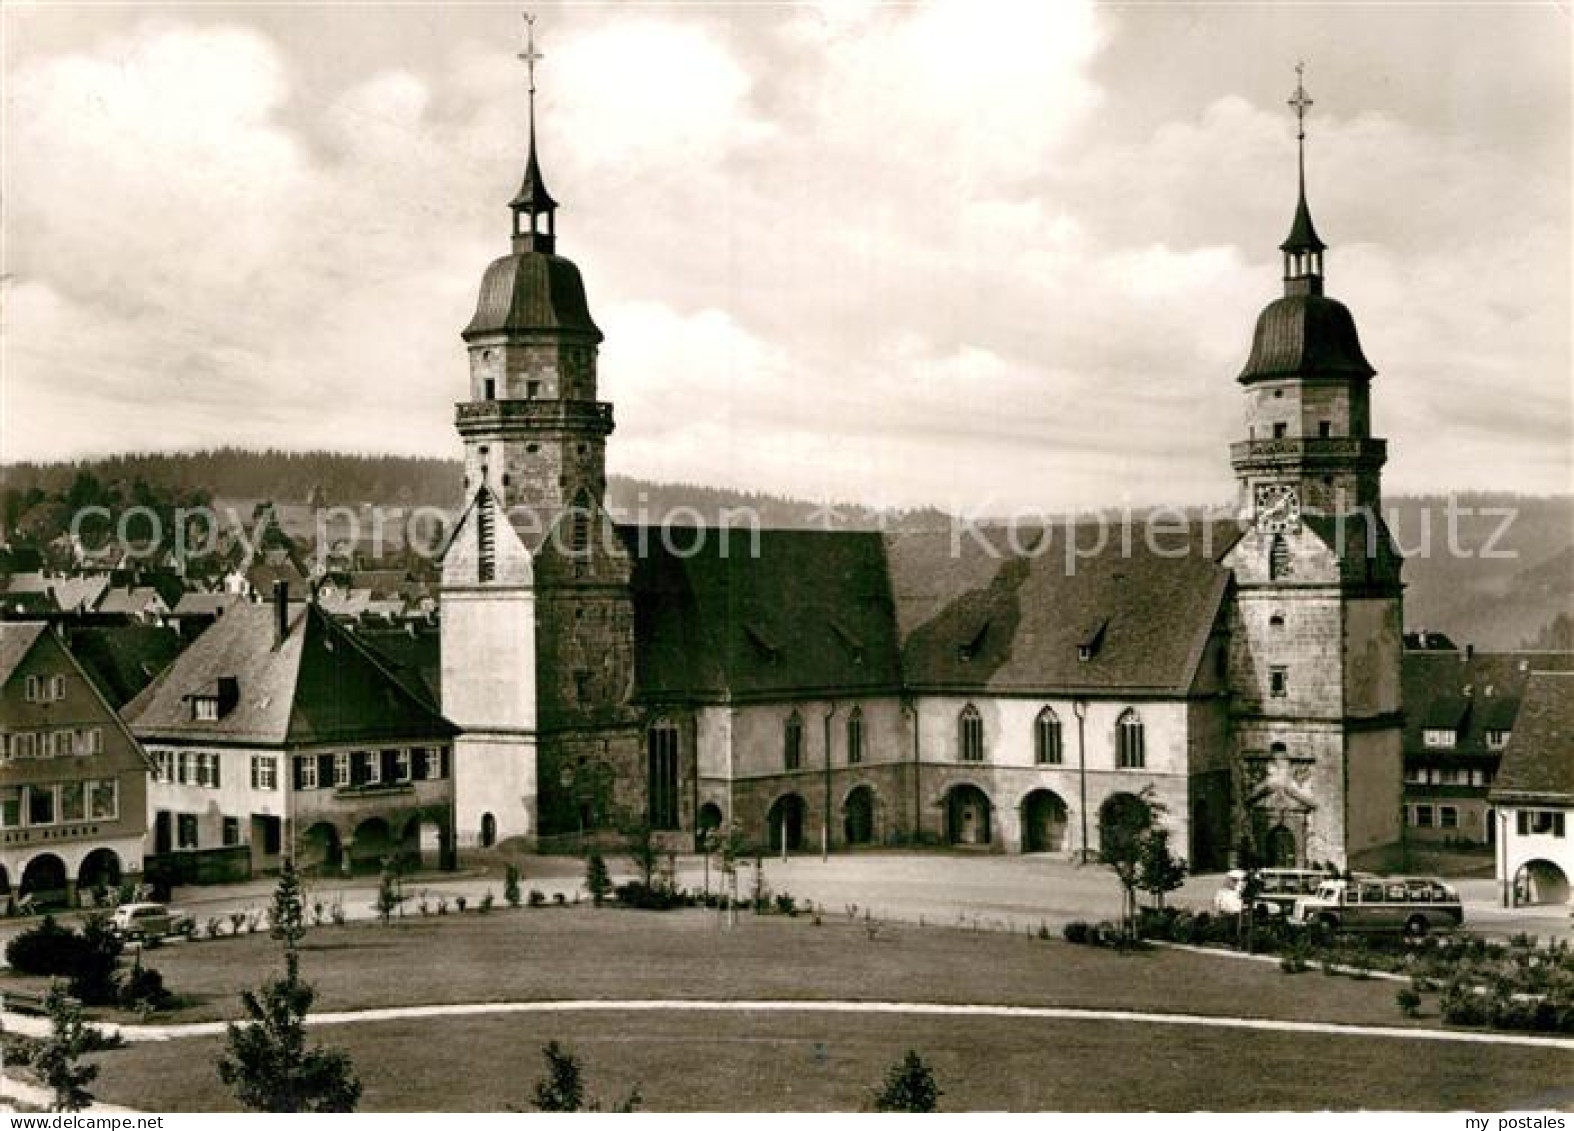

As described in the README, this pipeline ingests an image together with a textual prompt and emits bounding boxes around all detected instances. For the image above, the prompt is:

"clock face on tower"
[1255,482,1302,534]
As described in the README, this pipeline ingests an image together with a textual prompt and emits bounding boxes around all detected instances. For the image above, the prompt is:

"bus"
[1290,876,1464,936]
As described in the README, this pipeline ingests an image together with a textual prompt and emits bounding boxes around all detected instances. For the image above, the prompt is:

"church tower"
[1223,67,1404,869]
[442,17,641,849]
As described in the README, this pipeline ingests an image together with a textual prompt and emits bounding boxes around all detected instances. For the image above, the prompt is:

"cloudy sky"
[3,2,1568,511]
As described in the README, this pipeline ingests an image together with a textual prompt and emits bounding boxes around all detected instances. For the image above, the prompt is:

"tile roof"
[124,600,455,747]
[887,524,1233,695]
[620,522,1233,701]
[1401,651,1574,763]
[172,592,242,617]
[0,621,48,687]
[64,623,192,709]
[1491,672,1574,804]
[95,586,171,616]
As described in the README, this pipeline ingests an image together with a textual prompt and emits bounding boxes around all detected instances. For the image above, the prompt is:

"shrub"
[1396,987,1422,1017]
[1037,921,1051,941]
[119,965,172,1012]
[5,916,88,977]
[505,864,523,909]
[1062,921,1090,945]
[69,915,125,1005]
[773,893,798,917]
[614,882,684,911]
[528,889,546,907]
[479,892,495,915]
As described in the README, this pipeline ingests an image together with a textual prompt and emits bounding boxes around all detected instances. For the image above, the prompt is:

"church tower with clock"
[1221,69,1404,868]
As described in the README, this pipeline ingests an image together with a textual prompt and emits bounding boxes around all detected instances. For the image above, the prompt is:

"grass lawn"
[26,906,1435,1028]
[16,907,1570,1111]
[90,1008,1574,1112]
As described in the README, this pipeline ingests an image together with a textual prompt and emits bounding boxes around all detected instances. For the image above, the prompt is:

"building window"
[1272,422,1288,439]
[846,707,864,765]
[199,752,221,788]
[296,756,319,790]
[394,748,412,782]
[646,719,680,830]
[1415,805,1435,828]
[1034,707,1063,765]
[26,785,55,826]
[0,788,19,828]
[360,750,381,786]
[1423,728,1457,749]
[1439,806,1459,829]
[784,711,804,771]
[1486,729,1510,749]
[177,813,199,850]
[152,749,173,783]
[573,670,591,703]
[958,704,984,763]
[482,377,496,401]
[333,751,352,788]
[193,697,219,721]
[60,782,85,823]
[222,817,241,847]
[1517,810,1566,838]
[1269,535,1292,580]
[569,490,593,557]
[23,674,65,703]
[1318,421,1332,438]
[1269,667,1288,697]
[1404,764,1425,785]
[89,779,116,821]
[250,755,277,791]
[1116,709,1145,769]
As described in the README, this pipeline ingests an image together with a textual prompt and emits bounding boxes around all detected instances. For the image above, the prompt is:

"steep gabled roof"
[65,623,192,709]
[124,601,455,746]
[1490,672,1574,804]
[888,524,1232,695]
[624,527,901,701]
[0,621,48,687]
[1401,651,1574,762]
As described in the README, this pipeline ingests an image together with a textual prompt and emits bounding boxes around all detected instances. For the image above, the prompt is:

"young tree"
[504,863,522,908]
[374,863,402,926]
[706,820,747,928]
[872,1050,942,1113]
[217,869,361,1112]
[34,984,99,1112]
[68,914,123,1006]
[1098,787,1165,939]
[624,822,659,889]
[1234,835,1266,953]
[269,856,306,951]
[584,854,612,906]
[529,1041,641,1112]
[1136,825,1189,911]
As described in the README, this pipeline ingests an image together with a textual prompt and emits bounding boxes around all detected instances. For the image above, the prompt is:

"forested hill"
[3,451,1569,651]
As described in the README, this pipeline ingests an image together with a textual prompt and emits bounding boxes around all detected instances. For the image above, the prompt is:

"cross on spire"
[510,11,558,252]
[1288,60,1313,142]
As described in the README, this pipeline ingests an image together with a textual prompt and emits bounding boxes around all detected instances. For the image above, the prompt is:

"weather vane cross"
[518,12,543,97]
[1288,61,1313,140]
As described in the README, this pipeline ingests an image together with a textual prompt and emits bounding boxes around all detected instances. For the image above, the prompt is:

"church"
[439,45,1405,871]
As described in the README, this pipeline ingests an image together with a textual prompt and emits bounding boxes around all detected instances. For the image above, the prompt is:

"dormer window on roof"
[958,620,990,663]
[830,620,865,665]
[1076,618,1109,663]
[744,623,780,663]
[189,675,239,721]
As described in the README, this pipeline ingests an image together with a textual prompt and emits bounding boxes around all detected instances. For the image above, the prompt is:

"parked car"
[1213,868,1327,917]
[1290,877,1463,936]
[110,902,195,941]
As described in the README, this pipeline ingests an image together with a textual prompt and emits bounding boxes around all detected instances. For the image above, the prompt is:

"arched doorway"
[844,786,875,846]
[767,793,807,853]
[403,816,444,871]
[300,823,343,874]
[20,854,68,904]
[349,817,396,874]
[695,802,723,850]
[78,848,122,898]
[1021,789,1068,853]
[1514,859,1570,906]
[1265,824,1298,868]
[1098,792,1151,859]
[945,784,993,847]
[479,813,497,848]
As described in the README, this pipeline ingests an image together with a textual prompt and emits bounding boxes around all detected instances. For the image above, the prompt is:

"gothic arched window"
[1269,535,1292,580]
[1034,707,1063,765]
[959,704,984,763]
[647,719,680,830]
[784,711,803,771]
[846,707,864,765]
[1116,709,1145,769]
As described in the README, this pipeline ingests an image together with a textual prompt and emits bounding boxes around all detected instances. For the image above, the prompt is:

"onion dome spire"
[1280,62,1325,296]
[510,13,557,255]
